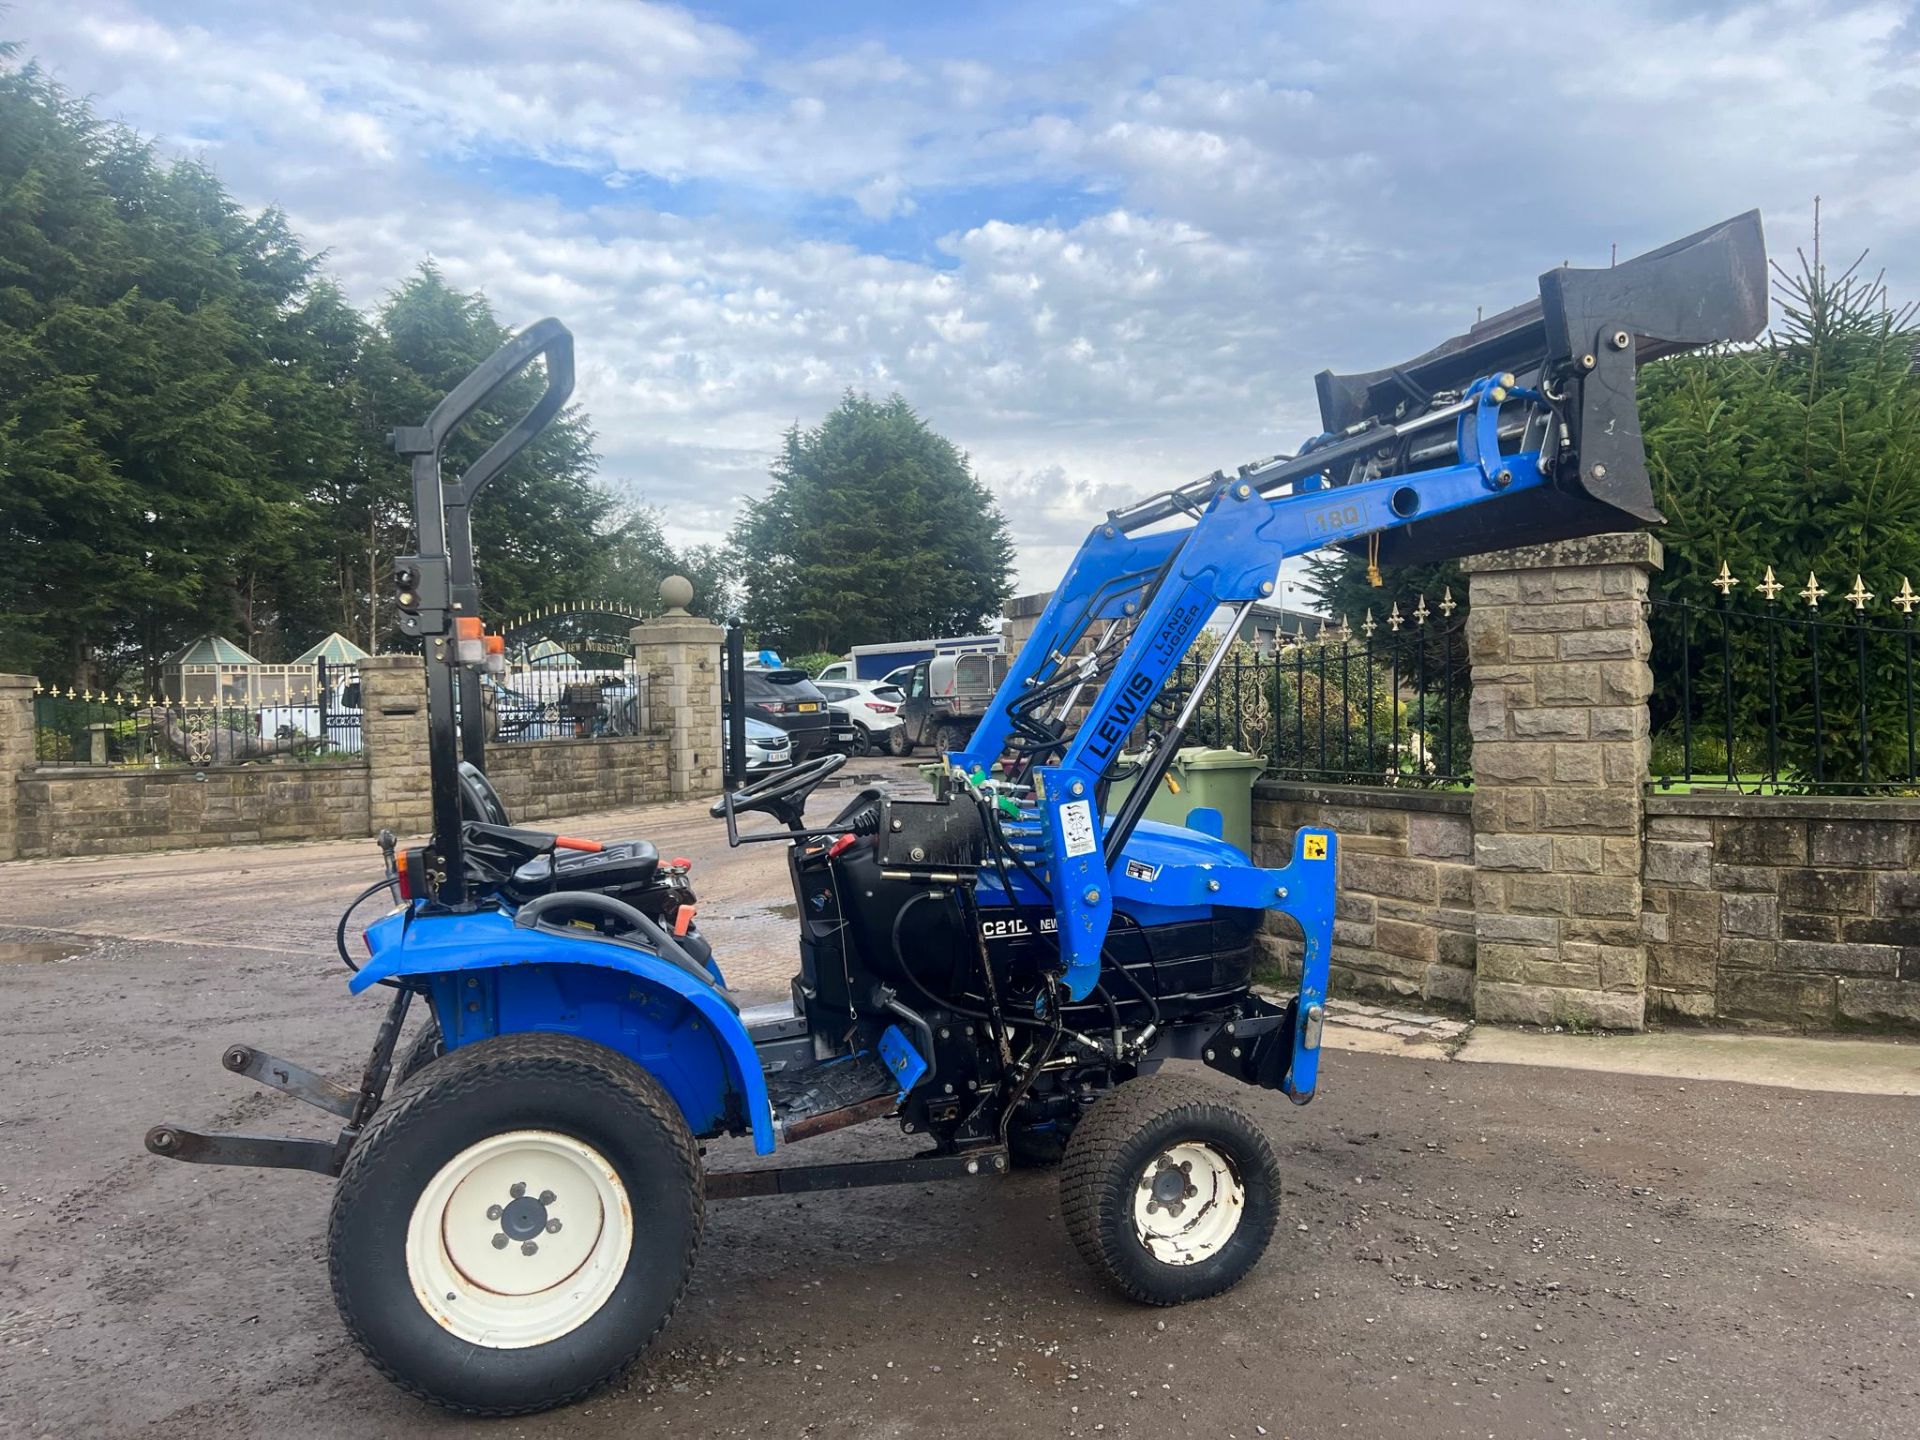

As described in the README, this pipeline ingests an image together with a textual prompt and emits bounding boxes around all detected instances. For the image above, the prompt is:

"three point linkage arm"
[950,211,1769,1010]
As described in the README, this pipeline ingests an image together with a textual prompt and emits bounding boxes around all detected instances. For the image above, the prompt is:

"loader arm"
[950,211,1767,1005]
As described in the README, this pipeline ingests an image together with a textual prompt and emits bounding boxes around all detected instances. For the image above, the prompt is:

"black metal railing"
[1153,605,1471,788]
[486,663,648,744]
[33,663,364,768]
[1650,573,1920,794]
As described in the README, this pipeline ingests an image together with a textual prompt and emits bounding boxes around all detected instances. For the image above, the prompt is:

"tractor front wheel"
[1059,1073,1280,1306]
[329,1032,702,1416]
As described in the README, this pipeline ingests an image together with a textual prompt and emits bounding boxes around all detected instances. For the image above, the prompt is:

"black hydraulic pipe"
[1106,404,1458,535]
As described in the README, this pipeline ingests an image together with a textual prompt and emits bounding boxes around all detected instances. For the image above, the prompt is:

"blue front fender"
[354,907,775,1153]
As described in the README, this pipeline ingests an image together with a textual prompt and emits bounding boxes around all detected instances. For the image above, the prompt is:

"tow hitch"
[146,986,413,1178]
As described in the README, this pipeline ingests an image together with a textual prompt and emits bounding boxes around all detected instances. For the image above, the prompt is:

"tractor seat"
[512,840,660,893]
[460,761,662,892]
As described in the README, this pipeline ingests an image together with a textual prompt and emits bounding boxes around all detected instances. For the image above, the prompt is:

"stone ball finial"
[658,574,694,615]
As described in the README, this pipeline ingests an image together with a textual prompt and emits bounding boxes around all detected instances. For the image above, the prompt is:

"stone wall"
[484,735,672,823]
[4,732,672,860]
[14,762,370,857]
[1004,591,1051,665]
[1254,781,1475,1007]
[1,625,714,857]
[1644,795,1920,1029]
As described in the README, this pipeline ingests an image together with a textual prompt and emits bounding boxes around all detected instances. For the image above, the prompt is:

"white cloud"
[12,0,1920,596]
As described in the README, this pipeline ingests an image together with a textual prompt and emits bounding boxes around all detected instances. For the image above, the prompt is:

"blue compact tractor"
[147,213,1766,1415]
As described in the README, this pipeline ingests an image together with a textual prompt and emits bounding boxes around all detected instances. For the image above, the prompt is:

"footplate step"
[765,1051,905,1141]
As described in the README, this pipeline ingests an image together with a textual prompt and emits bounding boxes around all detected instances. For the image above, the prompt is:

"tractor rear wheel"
[396,1017,444,1084]
[1059,1073,1280,1306]
[329,1032,702,1416]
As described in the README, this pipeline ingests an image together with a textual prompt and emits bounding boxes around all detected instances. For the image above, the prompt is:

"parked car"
[826,708,860,757]
[898,652,1010,752]
[816,680,909,756]
[736,665,833,760]
[557,675,643,737]
[744,715,793,773]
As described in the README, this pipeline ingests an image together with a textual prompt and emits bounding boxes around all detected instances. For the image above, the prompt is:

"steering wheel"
[709,751,847,822]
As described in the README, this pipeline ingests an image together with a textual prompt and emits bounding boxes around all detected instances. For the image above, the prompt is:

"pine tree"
[731,391,1016,652]
[0,54,371,682]
[1640,229,1920,780]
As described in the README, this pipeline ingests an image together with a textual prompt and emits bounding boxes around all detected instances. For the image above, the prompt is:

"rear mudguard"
[354,906,775,1153]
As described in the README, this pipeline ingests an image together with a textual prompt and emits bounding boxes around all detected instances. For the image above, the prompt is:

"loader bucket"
[1325,210,1766,567]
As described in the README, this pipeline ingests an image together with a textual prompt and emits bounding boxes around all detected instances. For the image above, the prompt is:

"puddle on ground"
[723,900,799,923]
[0,938,86,964]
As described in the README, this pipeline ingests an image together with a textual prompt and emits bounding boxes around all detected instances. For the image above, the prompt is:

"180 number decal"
[1307,501,1365,535]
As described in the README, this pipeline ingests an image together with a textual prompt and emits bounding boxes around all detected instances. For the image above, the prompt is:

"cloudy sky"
[10,1,1920,598]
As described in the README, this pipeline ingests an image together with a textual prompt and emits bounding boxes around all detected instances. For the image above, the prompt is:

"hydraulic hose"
[335,875,400,975]
[890,887,1049,1032]
[974,787,1161,1032]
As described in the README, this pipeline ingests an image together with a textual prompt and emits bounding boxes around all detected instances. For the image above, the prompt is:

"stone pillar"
[1003,591,1052,668]
[0,674,35,861]
[359,655,431,835]
[631,582,723,799]
[1462,533,1661,1030]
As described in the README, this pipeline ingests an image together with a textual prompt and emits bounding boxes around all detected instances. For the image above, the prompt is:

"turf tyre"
[1058,1072,1279,1305]
[329,1032,702,1416]
[395,1017,444,1083]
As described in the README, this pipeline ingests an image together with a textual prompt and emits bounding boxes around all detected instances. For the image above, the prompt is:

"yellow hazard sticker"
[1302,834,1328,861]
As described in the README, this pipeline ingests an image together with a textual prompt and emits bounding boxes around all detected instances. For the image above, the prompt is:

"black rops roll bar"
[390,318,575,908]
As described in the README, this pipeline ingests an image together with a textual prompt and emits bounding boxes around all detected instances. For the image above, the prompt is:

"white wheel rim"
[1132,1141,1245,1266]
[405,1129,632,1349]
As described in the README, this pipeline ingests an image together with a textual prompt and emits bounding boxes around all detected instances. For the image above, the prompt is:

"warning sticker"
[1125,858,1159,882]
[1060,799,1098,858]
[1302,833,1328,861]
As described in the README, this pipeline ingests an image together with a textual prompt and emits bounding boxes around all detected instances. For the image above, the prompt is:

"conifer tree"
[731,391,1016,652]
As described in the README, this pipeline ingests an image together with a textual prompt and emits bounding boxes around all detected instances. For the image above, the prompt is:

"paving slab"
[1459,1025,1920,1096]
